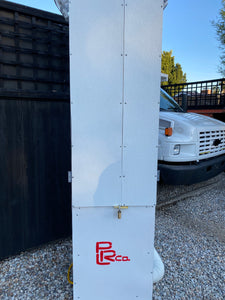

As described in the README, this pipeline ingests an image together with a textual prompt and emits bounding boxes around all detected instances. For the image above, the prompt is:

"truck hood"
[159,112,225,129]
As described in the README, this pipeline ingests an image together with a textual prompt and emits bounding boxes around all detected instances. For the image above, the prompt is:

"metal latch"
[114,205,128,219]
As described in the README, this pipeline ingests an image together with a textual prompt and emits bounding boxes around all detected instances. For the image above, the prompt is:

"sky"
[5,0,223,82]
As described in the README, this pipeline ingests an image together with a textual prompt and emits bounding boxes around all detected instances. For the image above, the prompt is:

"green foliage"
[161,50,187,87]
[213,0,225,76]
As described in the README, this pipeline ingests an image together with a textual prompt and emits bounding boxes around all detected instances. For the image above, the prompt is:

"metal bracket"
[68,171,72,183]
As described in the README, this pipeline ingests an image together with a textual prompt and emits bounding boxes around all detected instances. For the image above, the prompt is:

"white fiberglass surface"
[122,0,162,206]
[72,206,155,299]
[70,0,163,299]
[70,0,163,208]
[70,0,123,207]
[54,0,69,19]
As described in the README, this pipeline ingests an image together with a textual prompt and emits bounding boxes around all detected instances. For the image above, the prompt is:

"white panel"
[72,206,155,300]
[122,0,163,206]
[70,0,124,207]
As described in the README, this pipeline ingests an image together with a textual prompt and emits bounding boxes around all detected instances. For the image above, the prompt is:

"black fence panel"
[162,79,225,110]
[0,98,71,260]
[0,2,71,260]
[0,0,70,101]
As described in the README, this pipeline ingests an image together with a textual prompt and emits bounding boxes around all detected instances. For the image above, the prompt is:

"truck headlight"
[173,144,180,155]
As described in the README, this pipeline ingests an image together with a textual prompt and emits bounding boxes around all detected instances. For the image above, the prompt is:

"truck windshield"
[160,89,183,112]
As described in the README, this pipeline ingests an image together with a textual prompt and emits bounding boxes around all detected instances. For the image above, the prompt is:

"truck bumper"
[158,154,225,185]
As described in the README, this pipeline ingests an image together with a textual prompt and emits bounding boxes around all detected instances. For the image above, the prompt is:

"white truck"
[159,89,225,185]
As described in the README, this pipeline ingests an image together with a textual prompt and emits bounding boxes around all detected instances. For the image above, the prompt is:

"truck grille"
[199,130,225,157]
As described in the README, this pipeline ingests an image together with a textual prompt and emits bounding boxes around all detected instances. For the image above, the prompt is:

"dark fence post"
[181,93,187,112]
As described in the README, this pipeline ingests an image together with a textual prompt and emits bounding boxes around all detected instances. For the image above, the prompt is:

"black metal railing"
[162,79,225,110]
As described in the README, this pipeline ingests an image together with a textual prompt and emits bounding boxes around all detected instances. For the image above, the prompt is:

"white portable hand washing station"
[64,0,165,298]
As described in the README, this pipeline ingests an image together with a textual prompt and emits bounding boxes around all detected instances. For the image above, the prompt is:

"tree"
[212,0,225,76]
[161,50,187,86]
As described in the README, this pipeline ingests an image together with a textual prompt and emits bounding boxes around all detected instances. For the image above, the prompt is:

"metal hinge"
[157,170,160,182]
[68,171,72,183]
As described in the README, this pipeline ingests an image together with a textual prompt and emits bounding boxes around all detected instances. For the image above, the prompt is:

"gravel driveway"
[1,175,225,299]
[154,176,225,299]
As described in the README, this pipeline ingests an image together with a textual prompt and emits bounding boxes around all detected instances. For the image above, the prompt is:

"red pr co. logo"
[96,241,131,265]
